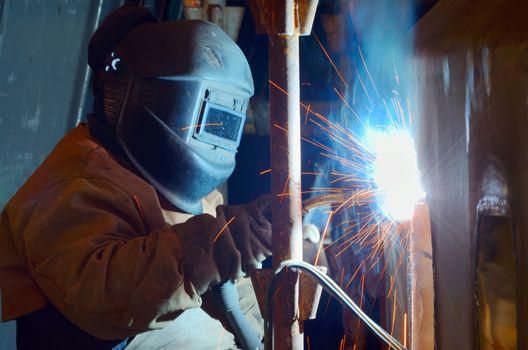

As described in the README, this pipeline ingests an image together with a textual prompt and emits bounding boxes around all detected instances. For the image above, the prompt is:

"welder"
[0,4,270,349]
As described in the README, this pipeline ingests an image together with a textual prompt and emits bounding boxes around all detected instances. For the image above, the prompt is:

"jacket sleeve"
[23,177,206,340]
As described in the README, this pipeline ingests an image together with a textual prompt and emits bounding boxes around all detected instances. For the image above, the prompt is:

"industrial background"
[1,0,526,349]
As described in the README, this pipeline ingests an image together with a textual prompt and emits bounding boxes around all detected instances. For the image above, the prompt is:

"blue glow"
[367,128,425,221]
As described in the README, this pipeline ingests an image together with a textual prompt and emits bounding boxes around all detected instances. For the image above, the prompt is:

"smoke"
[304,0,421,227]
[345,0,415,130]
[330,0,421,221]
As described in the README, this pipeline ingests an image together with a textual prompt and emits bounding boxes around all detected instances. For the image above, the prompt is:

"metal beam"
[249,1,317,348]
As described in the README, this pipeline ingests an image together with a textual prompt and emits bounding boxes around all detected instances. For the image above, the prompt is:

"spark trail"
[265,33,422,347]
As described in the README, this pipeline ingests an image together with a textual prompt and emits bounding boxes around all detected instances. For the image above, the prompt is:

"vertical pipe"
[269,32,304,349]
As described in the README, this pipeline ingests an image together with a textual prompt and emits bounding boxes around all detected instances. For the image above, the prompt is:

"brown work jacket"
[0,124,222,340]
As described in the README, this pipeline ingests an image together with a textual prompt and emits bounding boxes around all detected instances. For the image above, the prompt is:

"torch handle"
[211,281,262,350]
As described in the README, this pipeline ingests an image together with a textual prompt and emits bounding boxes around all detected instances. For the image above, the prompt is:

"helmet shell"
[113,20,253,214]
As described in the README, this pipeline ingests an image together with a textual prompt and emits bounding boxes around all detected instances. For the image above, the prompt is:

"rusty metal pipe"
[249,1,318,348]
[269,35,303,268]
[269,32,304,350]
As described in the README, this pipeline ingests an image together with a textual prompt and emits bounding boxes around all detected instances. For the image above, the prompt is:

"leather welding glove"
[175,214,242,296]
[216,195,272,274]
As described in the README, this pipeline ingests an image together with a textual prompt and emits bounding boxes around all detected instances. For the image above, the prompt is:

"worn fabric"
[0,124,226,340]
[125,278,262,350]
[125,307,238,350]
[15,303,130,350]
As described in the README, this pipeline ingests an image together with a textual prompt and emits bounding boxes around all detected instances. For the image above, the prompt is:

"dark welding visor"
[134,78,247,153]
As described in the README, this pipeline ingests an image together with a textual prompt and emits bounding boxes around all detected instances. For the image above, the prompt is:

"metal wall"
[414,0,528,348]
[0,0,121,347]
[0,0,99,208]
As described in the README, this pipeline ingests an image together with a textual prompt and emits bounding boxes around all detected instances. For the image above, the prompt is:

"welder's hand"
[174,214,242,295]
[216,195,272,274]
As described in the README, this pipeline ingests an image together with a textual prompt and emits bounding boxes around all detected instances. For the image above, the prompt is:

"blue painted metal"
[0,1,122,347]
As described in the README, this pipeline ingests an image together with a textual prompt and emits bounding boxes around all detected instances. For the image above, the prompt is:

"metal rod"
[269,31,304,349]
[302,190,377,214]
[249,1,317,348]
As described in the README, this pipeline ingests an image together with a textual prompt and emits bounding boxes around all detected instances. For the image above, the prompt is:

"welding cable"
[264,260,407,350]
[212,281,262,350]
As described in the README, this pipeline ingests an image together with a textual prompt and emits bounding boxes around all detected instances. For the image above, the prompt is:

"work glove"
[175,214,242,295]
[216,195,272,274]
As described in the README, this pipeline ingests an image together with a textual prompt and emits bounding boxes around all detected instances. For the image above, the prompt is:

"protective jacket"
[0,124,223,340]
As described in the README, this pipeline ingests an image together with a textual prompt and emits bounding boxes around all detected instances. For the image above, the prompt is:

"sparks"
[213,216,236,243]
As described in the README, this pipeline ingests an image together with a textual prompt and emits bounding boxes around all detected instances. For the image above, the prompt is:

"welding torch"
[211,192,366,350]
[303,190,375,213]
[263,193,407,350]
[265,260,408,350]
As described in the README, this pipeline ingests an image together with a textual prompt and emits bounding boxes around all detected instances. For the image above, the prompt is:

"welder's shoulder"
[77,132,154,196]
[41,124,136,186]
[1,125,104,230]
[5,125,98,204]
[6,124,156,215]
[9,124,143,205]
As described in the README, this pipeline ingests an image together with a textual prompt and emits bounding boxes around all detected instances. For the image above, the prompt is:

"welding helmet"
[101,20,253,214]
